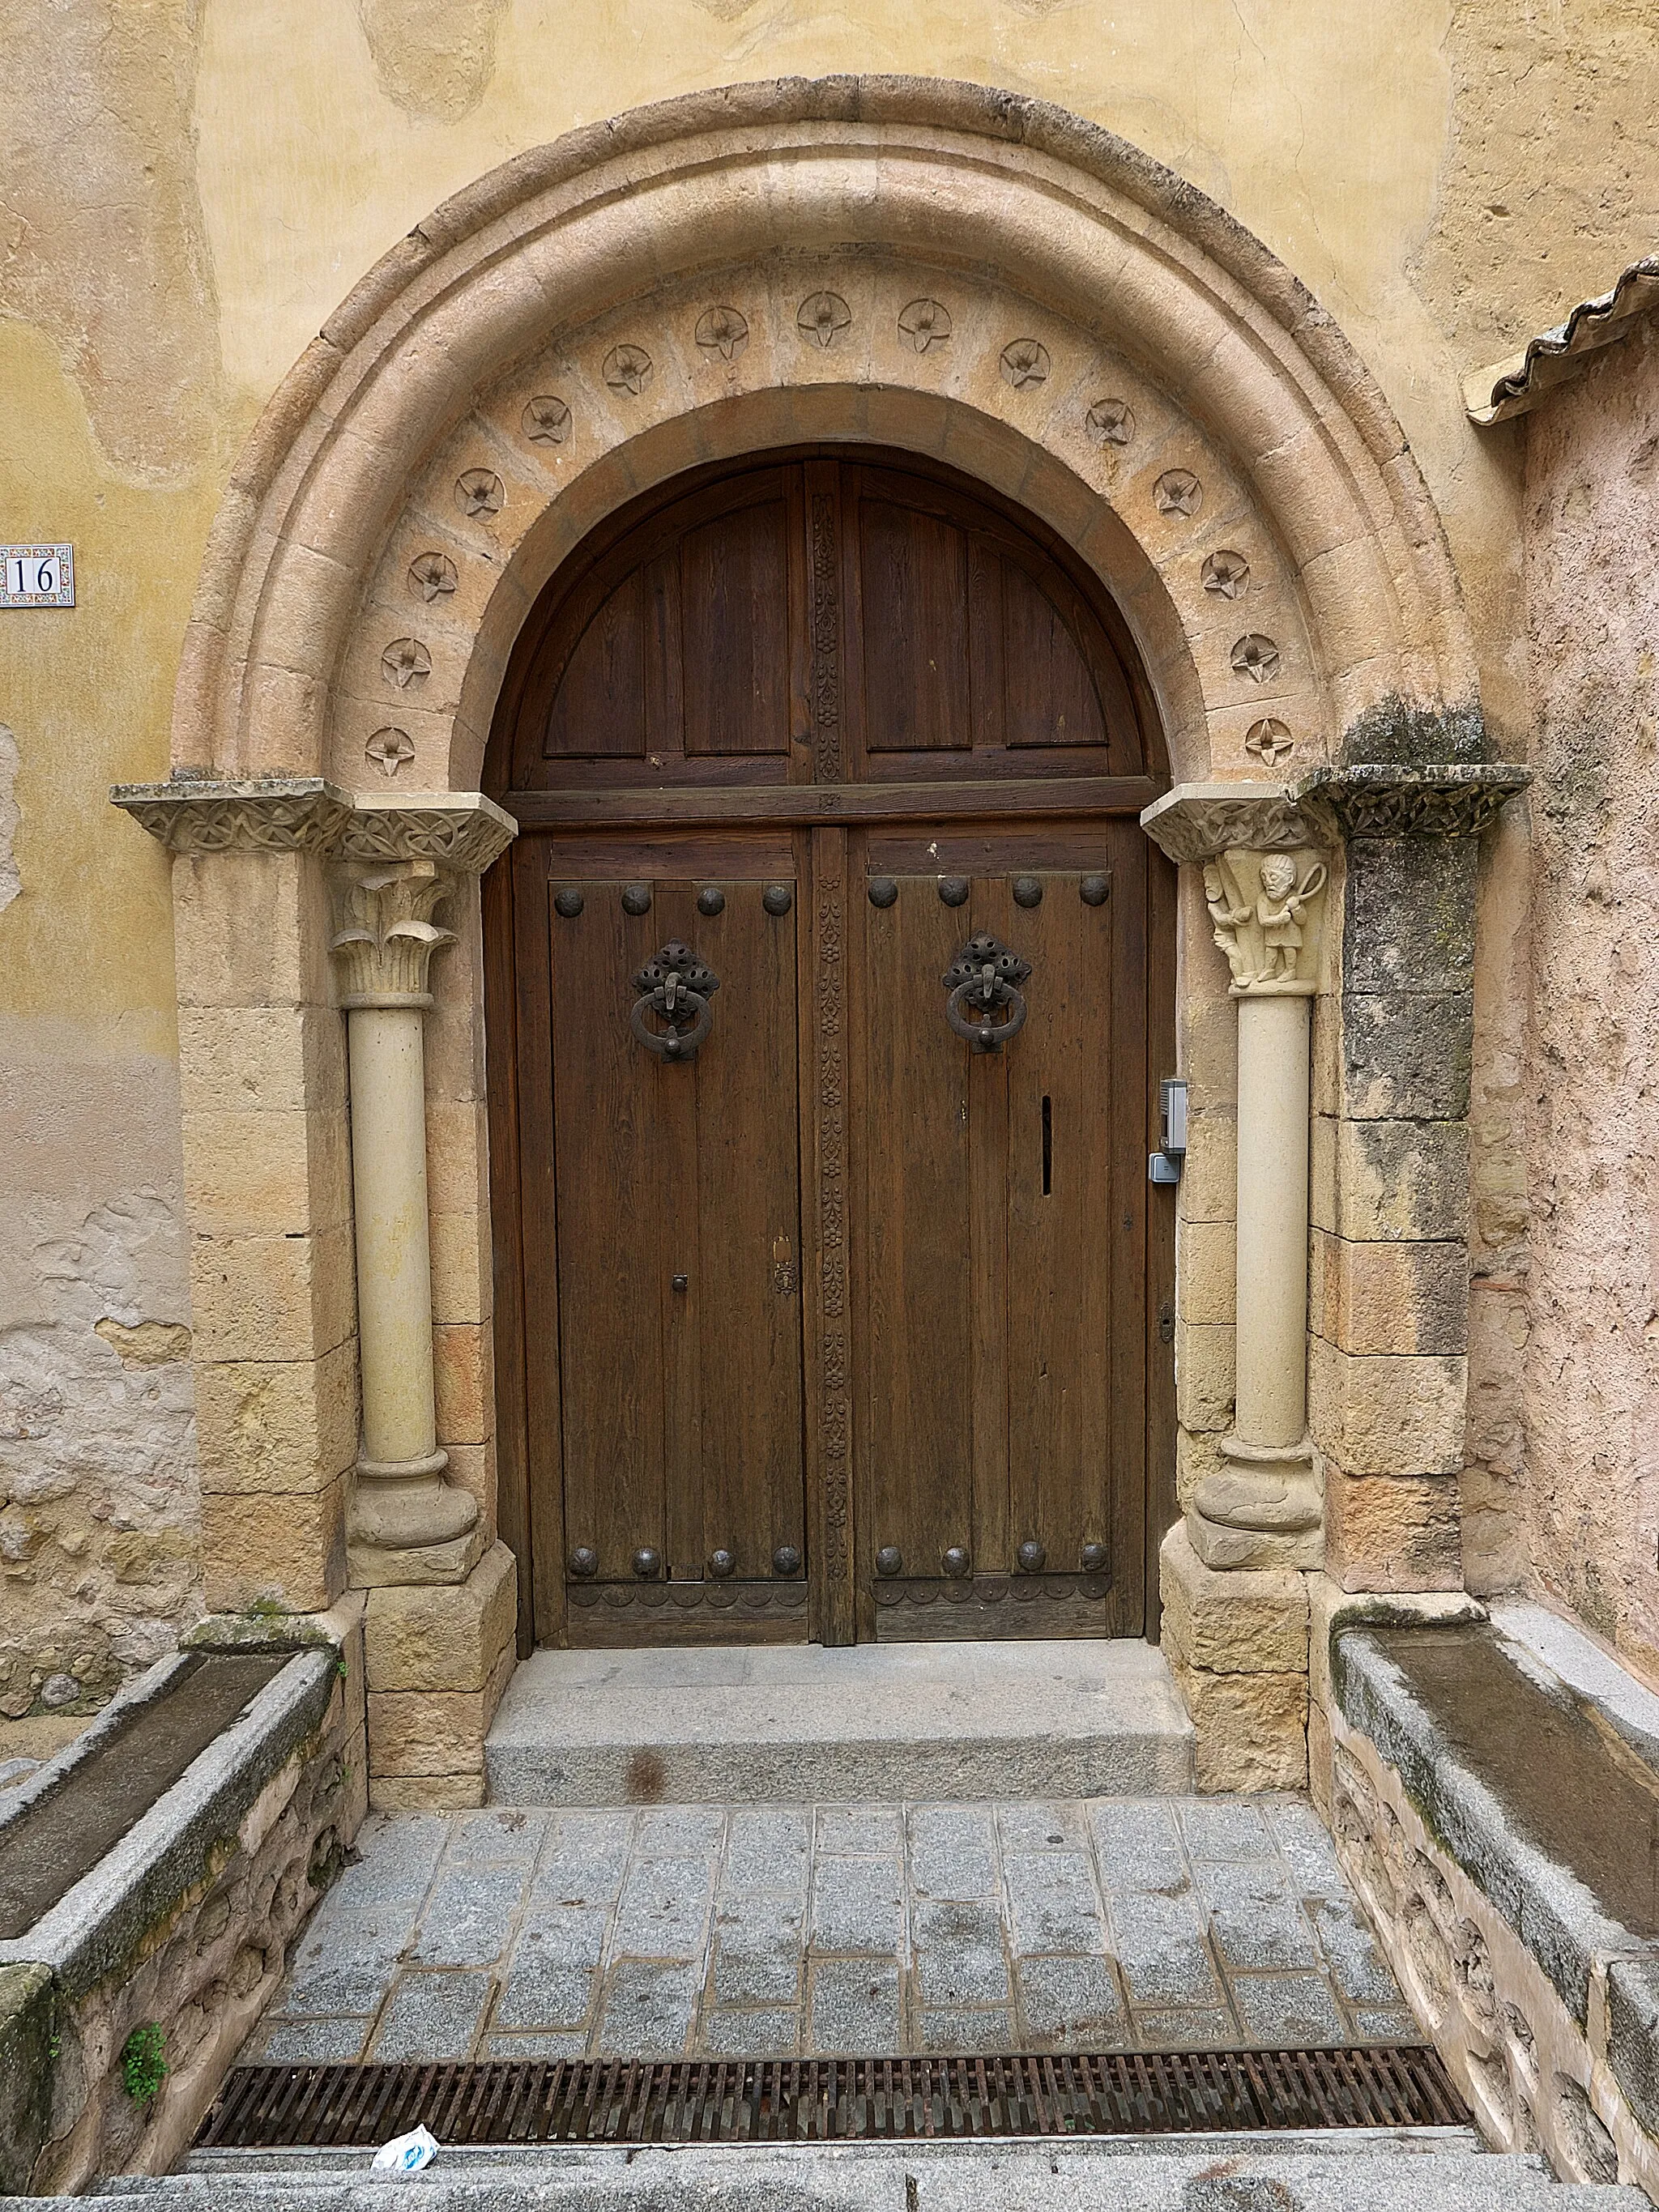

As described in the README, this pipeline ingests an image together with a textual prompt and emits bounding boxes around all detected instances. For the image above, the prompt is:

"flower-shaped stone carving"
[1000,339,1050,390]
[797,292,851,348]
[1230,633,1282,684]
[1202,549,1251,599]
[381,637,431,690]
[1154,469,1203,517]
[898,298,952,353]
[522,394,572,444]
[454,468,504,518]
[365,727,416,779]
[407,552,457,603]
[1245,717,1295,765]
[695,306,749,360]
[1085,398,1135,445]
[603,344,654,395]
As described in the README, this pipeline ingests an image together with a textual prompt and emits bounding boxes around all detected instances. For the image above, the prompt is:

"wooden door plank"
[857,871,973,1583]
[484,850,533,1654]
[1107,820,1150,1634]
[966,877,1013,1579]
[801,827,856,1644]
[1145,839,1179,1639]
[650,884,705,1584]
[550,880,668,1585]
[687,879,806,1583]
[514,844,567,1646]
[502,778,1158,829]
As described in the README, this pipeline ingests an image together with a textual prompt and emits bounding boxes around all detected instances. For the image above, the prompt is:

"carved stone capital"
[331,860,457,1010]
[1294,761,1530,840]
[111,776,352,853]
[112,778,518,874]
[1139,781,1326,864]
[1203,847,1328,997]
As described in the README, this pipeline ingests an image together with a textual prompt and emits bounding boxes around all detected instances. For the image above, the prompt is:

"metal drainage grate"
[198,2048,1466,2149]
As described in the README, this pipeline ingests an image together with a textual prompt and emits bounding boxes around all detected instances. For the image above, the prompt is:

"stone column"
[331,859,483,1581]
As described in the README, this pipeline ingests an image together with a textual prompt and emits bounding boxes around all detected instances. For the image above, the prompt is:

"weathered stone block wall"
[1518,313,1659,1677]
[1,1626,367,2195]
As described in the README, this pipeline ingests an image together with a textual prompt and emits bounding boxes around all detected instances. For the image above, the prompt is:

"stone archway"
[113,79,1518,1808]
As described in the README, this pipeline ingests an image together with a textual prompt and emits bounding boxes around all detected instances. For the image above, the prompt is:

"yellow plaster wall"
[1,0,1656,1692]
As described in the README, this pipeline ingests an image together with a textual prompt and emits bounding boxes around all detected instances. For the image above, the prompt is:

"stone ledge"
[0,1649,335,1998]
[1328,1604,1659,2189]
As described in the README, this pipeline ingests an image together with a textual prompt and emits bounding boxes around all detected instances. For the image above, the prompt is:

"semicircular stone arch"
[176,78,1475,797]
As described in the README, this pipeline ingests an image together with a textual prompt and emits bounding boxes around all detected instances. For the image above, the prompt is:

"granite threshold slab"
[485,1641,1195,1805]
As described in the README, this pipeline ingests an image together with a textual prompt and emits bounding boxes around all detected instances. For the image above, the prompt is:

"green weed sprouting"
[120,2022,168,2107]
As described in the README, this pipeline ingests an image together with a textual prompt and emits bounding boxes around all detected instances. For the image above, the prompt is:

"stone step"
[484,1640,1196,1805]
[25,2142,1647,2210]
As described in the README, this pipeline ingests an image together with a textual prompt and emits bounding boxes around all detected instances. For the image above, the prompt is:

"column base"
[348,1454,485,1588]
[1188,1433,1324,1570]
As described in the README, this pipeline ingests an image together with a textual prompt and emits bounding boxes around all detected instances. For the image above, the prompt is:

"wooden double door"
[485,453,1173,1647]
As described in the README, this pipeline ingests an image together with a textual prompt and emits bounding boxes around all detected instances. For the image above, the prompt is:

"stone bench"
[0,1603,366,2194]
[1321,1597,1659,2196]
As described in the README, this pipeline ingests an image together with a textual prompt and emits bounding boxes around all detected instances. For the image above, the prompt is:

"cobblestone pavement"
[245,1796,1416,2065]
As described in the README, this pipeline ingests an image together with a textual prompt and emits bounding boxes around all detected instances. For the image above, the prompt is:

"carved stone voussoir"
[1139,782,1327,864]
[1294,762,1531,840]
[112,780,518,873]
[110,777,352,854]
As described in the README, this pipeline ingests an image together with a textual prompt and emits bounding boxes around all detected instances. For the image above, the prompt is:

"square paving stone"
[534,1813,632,1903]
[245,2015,373,2064]
[997,1802,1085,1853]
[344,1814,450,1903]
[723,1808,810,1893]
[700,2006,802,2056]
[1353,2005,1424,2042]
[1017,1954,1128,2045]
[1090,1802,1188,1896]
[614,1856,714,1958]
[279,1908,412,2016]
[1229,1971,1348,2045]
[412,1867,524,1967]
[1004,1852,1105,1955]
[817,1805,902,1858]
[908,1806,997,1900]
[493,1951,596,2031]
[1204,1894,1320,1974]
[811,1856,903,1954]
[1131,2006,1239,2050]
[1310,1897,1403,2003]
[1176,1799,1273,1860]
[808,1959,902,2052]
[1108,1893,1220,2006]
[1267,1801,1350,1899]
[485,2031,588,2060]
[1192,1856,1293,1909]
[918,2007,1014,2053]
[442,1809,547,1866]
[913,1900,1010,2005]
[713,1895,805,2004]
[636,1805,727,1858]
[510,1905,609,1970]
[595,1960,701,2057]
[369,1970,493,2061]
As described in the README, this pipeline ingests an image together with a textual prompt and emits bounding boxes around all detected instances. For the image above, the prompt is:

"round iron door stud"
[632,1546,662,1579]
[1012,875,1043,908]
[569,1545,599,1578]
[1017,1538,1047,1573]
[554,887,585,918]
[942,1545,972,1578]
[875,1545,903,1577]
[621,882,653,915]
[938,876,970,906]
[697,886,726,916]
[709,1549,736,1579]
[772,1545,802,1576]
[1080,873,1110,906]
[868,877,898,908]
[1080,1541,1109,1574]
[762,883,794,916]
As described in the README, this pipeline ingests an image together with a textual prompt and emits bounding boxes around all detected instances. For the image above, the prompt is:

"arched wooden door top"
[488,450,1164,800]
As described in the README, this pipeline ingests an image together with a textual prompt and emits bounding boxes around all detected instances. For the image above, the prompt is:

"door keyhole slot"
[1041,1095,1052,1196]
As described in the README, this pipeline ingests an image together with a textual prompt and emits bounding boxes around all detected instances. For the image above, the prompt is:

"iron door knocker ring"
[942,933,1032,1051]
[630,940,720,1061]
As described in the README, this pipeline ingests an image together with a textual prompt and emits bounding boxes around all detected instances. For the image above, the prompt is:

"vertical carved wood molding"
[806,475,854,1639]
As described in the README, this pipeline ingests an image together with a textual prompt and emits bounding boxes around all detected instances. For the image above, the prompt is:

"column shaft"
[348,1007,440,1472]
[1234,993,1311,1451]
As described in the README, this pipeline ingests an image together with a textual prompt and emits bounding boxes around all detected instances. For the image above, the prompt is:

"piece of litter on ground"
[372,2123,439,2172]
